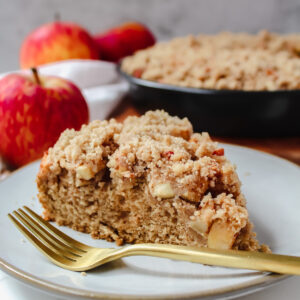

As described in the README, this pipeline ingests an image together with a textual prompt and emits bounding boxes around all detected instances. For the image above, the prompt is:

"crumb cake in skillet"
[122,30,300,91]
[37,110,268,251]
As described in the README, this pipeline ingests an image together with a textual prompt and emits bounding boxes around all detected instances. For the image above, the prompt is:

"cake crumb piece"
[81,272,87,276]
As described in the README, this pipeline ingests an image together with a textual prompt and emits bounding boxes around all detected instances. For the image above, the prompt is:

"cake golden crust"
[37,110,267,251]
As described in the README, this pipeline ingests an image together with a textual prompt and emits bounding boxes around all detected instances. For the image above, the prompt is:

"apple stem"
[31,68,41,85]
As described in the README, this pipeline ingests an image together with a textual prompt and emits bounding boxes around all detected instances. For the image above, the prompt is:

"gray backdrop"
[1,0,300,72]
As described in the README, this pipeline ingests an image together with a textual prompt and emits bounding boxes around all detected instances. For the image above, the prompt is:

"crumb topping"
[46,110,242,205]
[45,119,122,175]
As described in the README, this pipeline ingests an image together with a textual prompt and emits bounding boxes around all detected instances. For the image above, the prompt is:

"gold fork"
[7,206,300,274]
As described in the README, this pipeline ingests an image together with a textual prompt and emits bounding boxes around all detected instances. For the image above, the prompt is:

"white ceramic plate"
[0,144,299,300]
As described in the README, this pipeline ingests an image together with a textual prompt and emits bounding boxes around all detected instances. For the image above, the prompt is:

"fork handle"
[118,244,300,275]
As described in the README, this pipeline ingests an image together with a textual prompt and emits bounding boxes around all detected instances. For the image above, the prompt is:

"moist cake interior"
[37,110,268,251]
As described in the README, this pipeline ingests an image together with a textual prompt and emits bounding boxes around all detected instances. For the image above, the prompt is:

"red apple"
[0,68,89,167]
[20,22,99,69]
[94,22,155,62]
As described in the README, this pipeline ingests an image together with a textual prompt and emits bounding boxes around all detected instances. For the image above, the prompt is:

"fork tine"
[13,211,79,261]
[17,208,83,257]
[8,213,75,267]
[23,206,89,252]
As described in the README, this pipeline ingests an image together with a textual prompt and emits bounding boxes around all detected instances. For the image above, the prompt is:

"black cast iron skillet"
[118,66,300,137]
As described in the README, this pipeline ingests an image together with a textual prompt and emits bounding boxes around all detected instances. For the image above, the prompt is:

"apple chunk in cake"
[37,110,267,251]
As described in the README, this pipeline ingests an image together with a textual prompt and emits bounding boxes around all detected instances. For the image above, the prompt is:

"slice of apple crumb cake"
[37,110,269,252]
